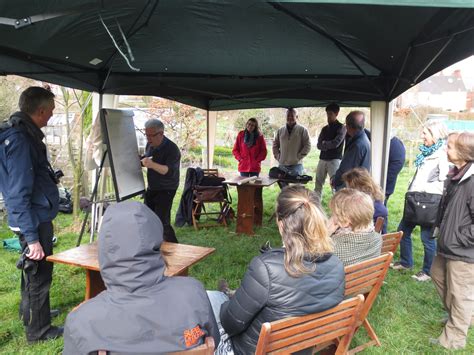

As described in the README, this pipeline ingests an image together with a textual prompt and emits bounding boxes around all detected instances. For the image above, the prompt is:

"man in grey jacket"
[63,201,219,354]
[272,108,311,176]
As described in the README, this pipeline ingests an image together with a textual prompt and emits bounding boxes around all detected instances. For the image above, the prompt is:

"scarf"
[244,129,258,148]
[414,139,444,168]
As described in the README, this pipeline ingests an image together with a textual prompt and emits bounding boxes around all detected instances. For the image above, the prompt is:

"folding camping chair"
[192,169,231,230]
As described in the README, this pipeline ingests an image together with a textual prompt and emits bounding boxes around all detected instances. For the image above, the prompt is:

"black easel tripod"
[76,150,108,247]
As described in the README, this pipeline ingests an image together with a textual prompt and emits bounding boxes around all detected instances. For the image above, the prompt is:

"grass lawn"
[0,168,472,354]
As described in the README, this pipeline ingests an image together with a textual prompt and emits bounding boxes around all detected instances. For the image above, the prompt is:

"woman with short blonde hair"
[393,119,449,282]
[342,167,388,233]
[328,188,382,266]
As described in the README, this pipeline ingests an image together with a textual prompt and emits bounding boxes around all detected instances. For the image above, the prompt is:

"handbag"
[402,191,442,227]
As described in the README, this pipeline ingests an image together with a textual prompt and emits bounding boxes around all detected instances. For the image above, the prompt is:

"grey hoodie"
[63,201,219,354]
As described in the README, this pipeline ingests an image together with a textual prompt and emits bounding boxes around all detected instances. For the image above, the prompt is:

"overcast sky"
[442,55,474,89]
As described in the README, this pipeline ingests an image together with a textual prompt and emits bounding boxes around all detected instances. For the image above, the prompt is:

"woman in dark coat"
[430,131,474,350]
[232,117,267,177]
[207,186,345,354]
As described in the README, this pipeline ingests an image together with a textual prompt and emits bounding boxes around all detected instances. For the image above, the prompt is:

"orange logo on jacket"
[184,325,205,348]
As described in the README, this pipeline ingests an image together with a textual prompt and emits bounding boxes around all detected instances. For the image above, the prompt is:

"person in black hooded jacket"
[63,201,219,354]
[207,185,345,354]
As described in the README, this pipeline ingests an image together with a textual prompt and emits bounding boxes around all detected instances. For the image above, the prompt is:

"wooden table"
[224,176,278,235]
[47,242,215,300]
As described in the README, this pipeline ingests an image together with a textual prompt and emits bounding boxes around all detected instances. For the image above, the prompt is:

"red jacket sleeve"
[232,131,243,162]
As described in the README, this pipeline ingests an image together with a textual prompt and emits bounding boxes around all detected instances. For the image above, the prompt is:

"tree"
[148,98,206,162]
[56,87,92,219]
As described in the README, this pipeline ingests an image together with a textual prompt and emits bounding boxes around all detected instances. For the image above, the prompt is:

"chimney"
[452,69,462,78]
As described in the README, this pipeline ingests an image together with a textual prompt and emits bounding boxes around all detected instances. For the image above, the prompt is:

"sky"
[441,55,474,89]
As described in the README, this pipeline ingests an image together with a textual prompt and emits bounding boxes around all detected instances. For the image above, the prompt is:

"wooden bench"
[344,252,393,354]
[381,231,403,254]
[98,337,215,355]
[255,295,365,354]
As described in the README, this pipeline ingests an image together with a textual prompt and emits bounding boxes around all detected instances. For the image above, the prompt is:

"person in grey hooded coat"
[63,201,219,354]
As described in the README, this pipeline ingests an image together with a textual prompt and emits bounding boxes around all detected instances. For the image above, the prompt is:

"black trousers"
[145,189,179,243]
[18,221,54,341]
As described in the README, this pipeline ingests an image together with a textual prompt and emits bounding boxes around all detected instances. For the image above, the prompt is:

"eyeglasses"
[145,131,163,138]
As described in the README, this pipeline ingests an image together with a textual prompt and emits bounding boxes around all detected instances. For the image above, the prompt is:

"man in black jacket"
[315,103,346,201]
[141,119,181,243]
[332,111,371,190]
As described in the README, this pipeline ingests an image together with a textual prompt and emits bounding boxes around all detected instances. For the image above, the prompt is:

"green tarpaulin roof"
[0,1,473,110]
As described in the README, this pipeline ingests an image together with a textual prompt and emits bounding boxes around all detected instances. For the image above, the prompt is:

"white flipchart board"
[100,109,145,201]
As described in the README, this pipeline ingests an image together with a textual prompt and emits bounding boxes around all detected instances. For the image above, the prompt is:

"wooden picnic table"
[224,176,278,235]
[47,242,215,300]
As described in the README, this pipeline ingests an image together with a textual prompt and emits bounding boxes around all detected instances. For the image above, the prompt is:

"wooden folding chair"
[381,231,403,254]
[98,337,215,355]
[374,217,384,233]
[344,252,393,354]
[255,295,364,355]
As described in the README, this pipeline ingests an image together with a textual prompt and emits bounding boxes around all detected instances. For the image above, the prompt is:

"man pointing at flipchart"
[141,119,181,243]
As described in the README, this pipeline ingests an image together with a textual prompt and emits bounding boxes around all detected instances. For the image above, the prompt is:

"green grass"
[0,168,473,354]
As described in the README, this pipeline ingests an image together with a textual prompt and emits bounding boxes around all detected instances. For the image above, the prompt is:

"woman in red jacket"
[232,118,267,177]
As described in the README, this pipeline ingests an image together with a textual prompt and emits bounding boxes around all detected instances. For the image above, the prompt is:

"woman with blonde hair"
[343,167,388,233]
[430,131,474,350]
[328,188,382,266]
[392,119,449,282]
[207,185,345,354]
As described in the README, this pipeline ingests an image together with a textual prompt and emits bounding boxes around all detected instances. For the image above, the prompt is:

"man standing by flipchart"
[141,119,181,243]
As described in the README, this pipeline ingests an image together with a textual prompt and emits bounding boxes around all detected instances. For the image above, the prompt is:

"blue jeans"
[398,219,436,275]
[240,172,259,177]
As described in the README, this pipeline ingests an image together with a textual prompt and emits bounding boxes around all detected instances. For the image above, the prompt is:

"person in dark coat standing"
[430,131,474,350]
[332,111,371,190]
[207,186,345,354]
[232,117,267,177]
[385,136,406,203]
[0,87,62,343]
[142,119,181,243]
[315,103,346,202]
[63,201,220,354]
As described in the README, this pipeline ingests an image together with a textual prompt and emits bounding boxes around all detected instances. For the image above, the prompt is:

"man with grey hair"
[0,86,62,343]
[331,110,371,190]
[141,119,181,243]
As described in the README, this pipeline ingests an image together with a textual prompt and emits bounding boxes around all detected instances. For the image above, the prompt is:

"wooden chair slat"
[267,318,354,351]
[268,309,356,342]
[374,217,384,233]
[343,252,393,354]
[381,231,403,254]
[255,295,364,355]
[268,296,362,331]
[345,270,384,290]
[345,264,385,281]
[268,328,352,354]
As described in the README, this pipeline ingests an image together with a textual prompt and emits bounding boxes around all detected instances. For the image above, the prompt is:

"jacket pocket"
[456,224,474,248]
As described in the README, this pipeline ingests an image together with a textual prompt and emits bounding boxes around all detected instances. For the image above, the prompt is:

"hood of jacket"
[99,200,165,293]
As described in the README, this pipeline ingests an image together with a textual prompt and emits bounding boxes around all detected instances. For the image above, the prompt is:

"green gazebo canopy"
[0,0,473,110]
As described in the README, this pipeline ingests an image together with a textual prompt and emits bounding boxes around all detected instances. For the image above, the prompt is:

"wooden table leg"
[85,269,106,300]
[236,185,255,235]
[254,187,263,226]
